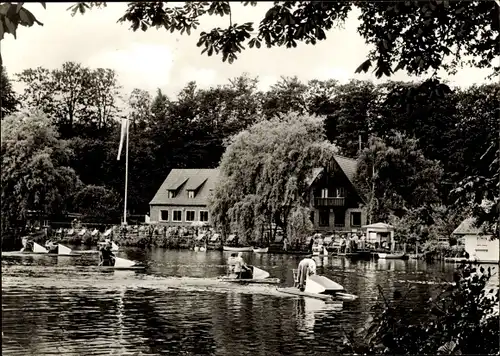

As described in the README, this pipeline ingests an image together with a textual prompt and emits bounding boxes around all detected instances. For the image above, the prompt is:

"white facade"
[464,234,499,264]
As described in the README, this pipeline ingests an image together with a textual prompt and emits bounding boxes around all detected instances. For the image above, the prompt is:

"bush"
[341,262,499,355]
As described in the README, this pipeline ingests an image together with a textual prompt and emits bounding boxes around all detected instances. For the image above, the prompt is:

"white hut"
[362,222,395,251]
[453,218,499,264]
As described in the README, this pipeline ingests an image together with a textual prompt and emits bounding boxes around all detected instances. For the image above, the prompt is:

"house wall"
[464,234,499,263]
[308,164,366,233]
[150,204,212,227]
[311,207,367,232]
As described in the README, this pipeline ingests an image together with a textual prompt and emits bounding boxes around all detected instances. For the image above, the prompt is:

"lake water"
[2,247,496,355]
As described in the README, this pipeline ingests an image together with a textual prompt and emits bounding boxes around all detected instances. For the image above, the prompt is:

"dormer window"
[187,190,195,199]
[167,190,176,199]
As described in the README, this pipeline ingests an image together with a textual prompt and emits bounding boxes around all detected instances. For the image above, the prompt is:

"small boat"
[277,273,358,302]
[444,257,471,263]
[2,243,82,257]
[312,245,329,256]
[219,266,280,284]
[223,246,253,252]
[98,239,119,252]
[377,252,409,260]
[99,257,146,271]
[253,247,269,253]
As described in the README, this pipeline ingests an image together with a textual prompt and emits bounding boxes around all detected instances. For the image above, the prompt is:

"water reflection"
[295,298,343,337]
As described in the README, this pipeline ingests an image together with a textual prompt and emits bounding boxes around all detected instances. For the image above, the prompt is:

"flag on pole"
[117,117,128,161]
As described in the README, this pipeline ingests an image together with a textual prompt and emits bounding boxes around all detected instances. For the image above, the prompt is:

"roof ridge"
[333,154,358,162]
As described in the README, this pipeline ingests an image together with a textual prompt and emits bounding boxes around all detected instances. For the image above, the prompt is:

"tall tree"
[355,133,444,222]
[0,66,19,118]
[16,63,122,136]
[1,111,81,230]
[128,88,152,130]
[209,112,337,243]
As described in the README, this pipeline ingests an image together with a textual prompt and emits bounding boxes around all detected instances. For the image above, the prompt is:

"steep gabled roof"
[306,168,324,187]
[150,169,219,206]
[334,155,357,187]
[453,217,491,236]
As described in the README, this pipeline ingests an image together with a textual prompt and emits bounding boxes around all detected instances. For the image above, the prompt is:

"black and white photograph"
[1,1,499,355]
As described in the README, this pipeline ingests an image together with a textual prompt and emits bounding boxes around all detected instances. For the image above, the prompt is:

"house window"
[187,190,195,199]
[335,187,345,197]
[351,212,362,227]
[172,210,182,222]
[334,212,345,227]
[319,209,329,227]
[186,210,195,222]
[321,188,328,198]
[159,210,169,221]
[310,211,315,224]
[168,191,176,199]
[200,211,209,222]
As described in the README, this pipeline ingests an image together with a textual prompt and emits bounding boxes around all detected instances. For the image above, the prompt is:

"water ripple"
[2,247,481,356]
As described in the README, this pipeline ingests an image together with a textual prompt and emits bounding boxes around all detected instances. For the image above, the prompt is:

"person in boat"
[21,236,34,252]
[45,240,58,253]
[99,240,116,266]
[297,257,317,292]
[234,252,253,279]
[227,253,237,274]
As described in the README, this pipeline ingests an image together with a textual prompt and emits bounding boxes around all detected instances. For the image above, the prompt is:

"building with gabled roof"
[149,155,366,231]
[149,168,219,226]
[453,217,499,264]
[306,155,367,233]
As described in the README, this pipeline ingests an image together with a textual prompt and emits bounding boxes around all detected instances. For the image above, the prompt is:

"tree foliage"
[16,62,122,137]
[208,112,336,243]
[0,65,19,118]
[72,184,121,222]
[63,1,500,79]
[355,133,444,223]
[1,112,81,230]
[342,263,499,355]
[3,2,498,79]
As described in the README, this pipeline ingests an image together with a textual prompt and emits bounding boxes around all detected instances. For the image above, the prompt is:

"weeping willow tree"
[208,112,337,245]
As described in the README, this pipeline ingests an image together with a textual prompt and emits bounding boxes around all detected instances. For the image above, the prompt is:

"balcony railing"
[314,197,345,207]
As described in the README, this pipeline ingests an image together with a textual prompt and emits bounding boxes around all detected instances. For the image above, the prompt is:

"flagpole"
[123,118,129,225]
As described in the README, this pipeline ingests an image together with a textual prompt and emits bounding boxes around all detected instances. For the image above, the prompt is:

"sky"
[2,2,495,100]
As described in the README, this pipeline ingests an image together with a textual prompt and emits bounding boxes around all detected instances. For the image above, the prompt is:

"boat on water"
[376,252,409,260]
[277,271,358,302]
[312,245,329,256]
[2,242,82,257]
[219,265,280,284]
[223,246,253,252]
[98,239,119,252]
[98,256,146,271]
[253,247,269,253]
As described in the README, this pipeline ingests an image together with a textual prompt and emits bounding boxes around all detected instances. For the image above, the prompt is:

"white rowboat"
[223,246,253,252]
[253,247,269,253]
[377,252,407,260]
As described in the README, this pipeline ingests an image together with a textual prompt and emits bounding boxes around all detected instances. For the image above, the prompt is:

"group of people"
[339,234,366,253]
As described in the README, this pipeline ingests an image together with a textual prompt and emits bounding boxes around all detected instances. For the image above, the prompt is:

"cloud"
[178,67,218,89]
[87,43,175,95]
[312,67,350,84]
